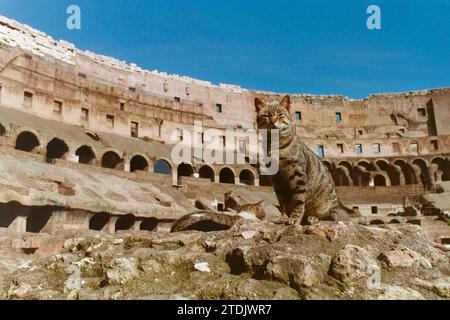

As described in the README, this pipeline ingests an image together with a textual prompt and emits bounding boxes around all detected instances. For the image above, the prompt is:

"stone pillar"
[234,177,240,185]
[155,222,172,233]
[9,215,27,233]
[254,178,260,187]
[214,175,220,183]
[133,220,143,231]
[68,154,79,163]
[106,216,119,234]
[124,163,131,173]
[172,171,179,186]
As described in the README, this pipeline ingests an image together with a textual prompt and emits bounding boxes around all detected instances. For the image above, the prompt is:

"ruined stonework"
[0,16,449,300]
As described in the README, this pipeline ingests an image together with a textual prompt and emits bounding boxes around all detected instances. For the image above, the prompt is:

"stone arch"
[89,213,109,231]
[219,167,235,184]
[357,160,376,171]
[390,219,401,224]
[370,220,385,225]
[26,207,52,233]
[394,159,418,185]
[199,165,215,182]
[115,214,135,231]
[239,169,255,185]
[376,159,400,186]
[334,166,351,186]
[15,131,40,152]
[0,123,6,136]
[177,163,194,177]
[353,165,371,187]
[373,175,387,186]
[130,155,149,172]
[412,158,432,189]
[45,138,69,161]
[322,160,333,173]
[76,145,96,164]
[101,151,123,170]
[431,157,450,181]
[140,218,158,232]
[0,202,23,229]
[154,158,172,175]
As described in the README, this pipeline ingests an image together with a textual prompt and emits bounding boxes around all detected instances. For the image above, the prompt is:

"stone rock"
[241,231,257,240]
[195,198,217,211]
[305,222,349,241]
[413,277,450,298]
[105,257,139,285]
[329,245,380,286]
[194,262,211,273]
[266,254,318,289]
[378,245,432,269]
[377,285,424,300]
[7,282,33,299]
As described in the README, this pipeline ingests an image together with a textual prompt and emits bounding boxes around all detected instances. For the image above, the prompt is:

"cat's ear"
[255,97,264,113]
[280,95,291,112]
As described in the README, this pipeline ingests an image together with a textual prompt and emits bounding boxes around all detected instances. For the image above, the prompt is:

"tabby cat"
[255,95,351,225]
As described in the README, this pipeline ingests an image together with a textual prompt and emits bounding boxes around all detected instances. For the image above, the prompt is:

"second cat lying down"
[171,202,266,233]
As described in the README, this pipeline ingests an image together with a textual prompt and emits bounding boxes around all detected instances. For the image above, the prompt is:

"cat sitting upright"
[255,95,353,225]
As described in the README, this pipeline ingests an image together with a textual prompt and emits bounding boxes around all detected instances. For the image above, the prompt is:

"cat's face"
[255,95,292,135]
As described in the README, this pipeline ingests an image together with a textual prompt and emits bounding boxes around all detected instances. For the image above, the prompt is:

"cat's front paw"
[288,217,303,225]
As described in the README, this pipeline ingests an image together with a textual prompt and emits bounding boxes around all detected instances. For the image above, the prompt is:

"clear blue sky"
[1,0,449,99]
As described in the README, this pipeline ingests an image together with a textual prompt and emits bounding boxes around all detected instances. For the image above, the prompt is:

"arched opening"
[15,131,40,152]
[101,151,123,170]
[219,167,235,184]
[46,138,69,161]
[335,167,351,186]
[154,159,172,175]
[259,175,272,187]
[76,145,96,164]
[376,160,400,186]
[412,159,432,189]
[357,161,377,171]
[89,213,109,231]
[199,165,214,182]
[373,175,387,186]
[338,161,354,185]
[322,161,333,174]
[370,220,385,225]
[390,219,401,224]
[0,202,22,229]
[394,160,418,185]
[140,218,158,232]
[130,155,149,172]
[0,123,6,136]
[26,207,52,233]
[177,163,194,177]
[239,170,255,185]
[115,214,135,231]
[431,157,450,181]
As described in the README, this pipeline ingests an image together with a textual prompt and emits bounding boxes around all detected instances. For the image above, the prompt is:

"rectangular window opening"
[81,108,89,121]
[131,121,139,138]
[106,115,115,128]
[355,144,363,154]
[53,100,62,113]
[317,145,325,158]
